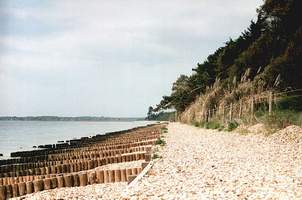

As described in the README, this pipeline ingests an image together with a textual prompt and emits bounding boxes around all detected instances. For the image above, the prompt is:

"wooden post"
[33,179,43,192]
[218,105,221,120]
[26,182,33,194]
[5,185,12,199]
[206,110,209,122]
[18,182,26,196]
[64,174,73,187]
[229,103,233,121]
[212,109,215,119]
[96,170,104,184]
[88,171,96,185]
[120,169,127,182]
[239,100,242,118]
[12,184,19,197]
[73,174,80,187]
[268,91,273,115]
[114,170,121,182]
[274,93,277,104]
[50,177,57,189]
[43,178,52,190]
[250,97,254,121]
[0,186,5,200]
[222,105,225,123]
[57,176,64,188]
[79,173,88,186]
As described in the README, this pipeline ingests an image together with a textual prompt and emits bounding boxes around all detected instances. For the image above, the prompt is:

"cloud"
[0,0,263,117]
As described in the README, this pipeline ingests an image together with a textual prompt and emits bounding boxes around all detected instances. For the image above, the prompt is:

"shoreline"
[0,121,158,161]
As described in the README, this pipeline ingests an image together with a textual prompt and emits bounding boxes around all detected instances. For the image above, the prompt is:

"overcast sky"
[0,0,263,117]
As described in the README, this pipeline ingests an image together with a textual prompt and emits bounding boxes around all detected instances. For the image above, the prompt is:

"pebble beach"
[126,123,302,199]
[14,122,302,199]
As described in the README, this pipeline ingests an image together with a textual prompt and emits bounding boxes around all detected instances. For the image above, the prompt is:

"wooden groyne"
[0,123,166,199]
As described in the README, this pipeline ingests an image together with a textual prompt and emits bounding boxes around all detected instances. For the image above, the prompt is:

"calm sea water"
[0,120,155,159]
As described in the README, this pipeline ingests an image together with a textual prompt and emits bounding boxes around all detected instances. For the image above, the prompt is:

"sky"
[0,0,263,117]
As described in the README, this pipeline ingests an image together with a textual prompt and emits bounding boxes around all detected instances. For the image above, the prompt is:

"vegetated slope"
[152,0,302,123]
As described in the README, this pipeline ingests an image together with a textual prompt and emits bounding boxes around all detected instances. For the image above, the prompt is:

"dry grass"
[179,68,269,124]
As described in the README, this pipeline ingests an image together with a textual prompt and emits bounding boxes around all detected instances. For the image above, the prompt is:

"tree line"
[150,0,302,116]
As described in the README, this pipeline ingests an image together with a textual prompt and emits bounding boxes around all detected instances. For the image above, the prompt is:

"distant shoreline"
[0,116,145,122]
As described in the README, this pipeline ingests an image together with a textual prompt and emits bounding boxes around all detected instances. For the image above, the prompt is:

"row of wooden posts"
[0,124,165,200]
[0,152,147,180]
[0,146,151,174]
[0,166,144,200]
[204,91,274,123]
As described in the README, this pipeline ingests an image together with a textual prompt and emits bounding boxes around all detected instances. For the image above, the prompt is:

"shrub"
[193,121,201,127]
[203,121,221,129]
[155,138,166,146]
[218,125,225,131]
[263,109,301,130]
[152,153,161,159]
[161,127,168,134]
[227,120,239,131]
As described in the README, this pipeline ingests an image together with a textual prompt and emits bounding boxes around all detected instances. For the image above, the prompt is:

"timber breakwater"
[0,123,165,200]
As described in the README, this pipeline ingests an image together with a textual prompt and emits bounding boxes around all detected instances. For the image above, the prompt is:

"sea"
[0,120,155,159]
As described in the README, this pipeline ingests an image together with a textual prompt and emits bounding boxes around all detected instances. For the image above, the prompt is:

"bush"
[204,121,221,129]
[152,153,161,159]
[227,120,239,131]
[263,109,301,130]
[161,127,168,134]
[218,125,225,131]
[155,138,166,146]
[193,121,201,127]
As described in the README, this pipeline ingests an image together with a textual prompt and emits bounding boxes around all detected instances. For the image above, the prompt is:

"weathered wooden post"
[43,178,52,190]
[206,110,209,122]
[273,92,277,104]
[222,105,225,123]
[73,174,80,187]
[0,185,6,200]
[114,170,121,182]
[33,179,43,192]
[268,91,273,115]
[26,181,33,194]
[96,170,104,183]
[64,174,73,187]
[18,182,26,196]
[88,171,96,185]
[5,185,12,199]
[250,96,254,121]
[213,108,215,119]
[79,172,88,186]
[12,184,19,197]
[121,169,127,182]
[57,176,64,188]
[229,103,233,121]
[239,100,242,118]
